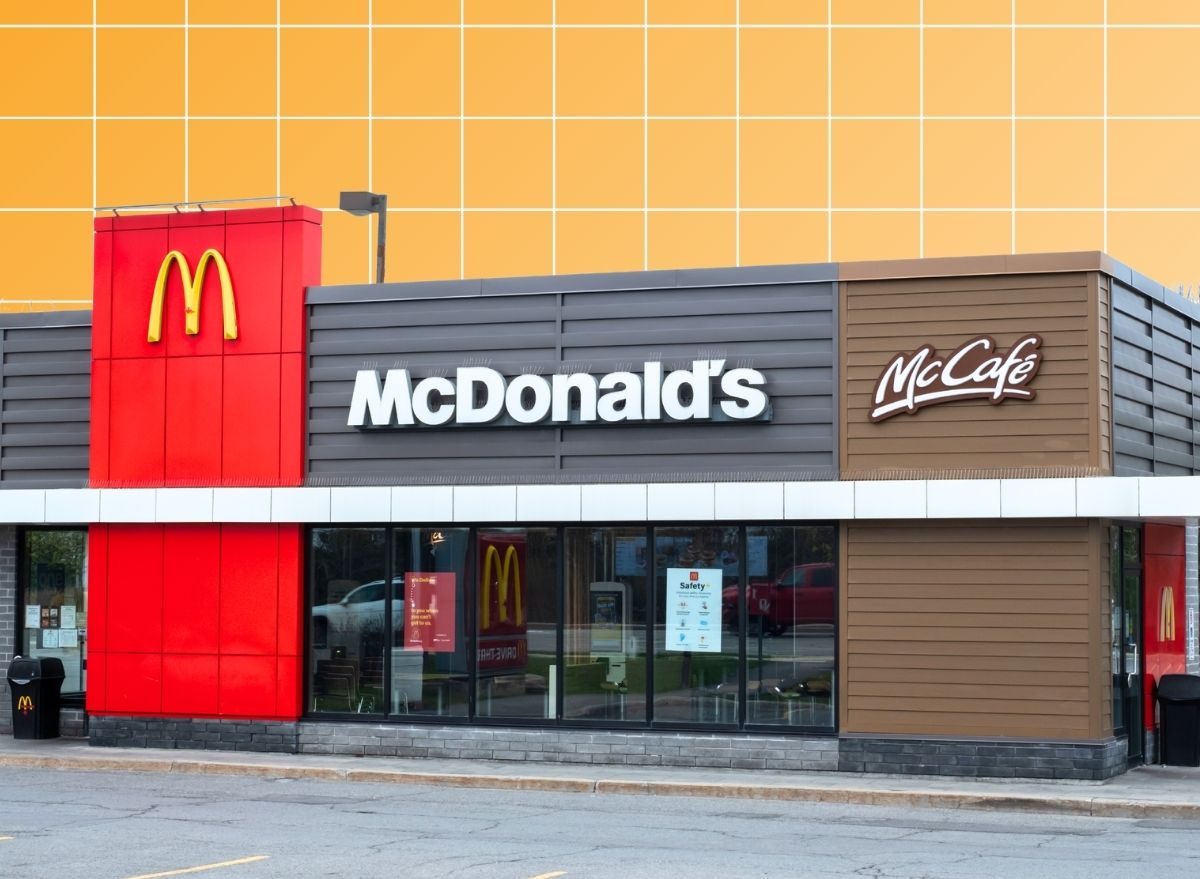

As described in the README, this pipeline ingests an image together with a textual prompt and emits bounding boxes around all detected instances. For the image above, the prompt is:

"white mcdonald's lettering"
[869,335,1044,422]
[347,360,770,428]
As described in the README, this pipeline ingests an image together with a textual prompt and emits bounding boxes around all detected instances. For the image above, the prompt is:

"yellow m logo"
[1159,586,1176,642]
[16,695,32,713]
[147,249,238,343]
[481,544,523,630]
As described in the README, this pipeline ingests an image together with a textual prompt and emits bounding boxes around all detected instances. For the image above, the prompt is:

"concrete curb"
[2,752,1198,820]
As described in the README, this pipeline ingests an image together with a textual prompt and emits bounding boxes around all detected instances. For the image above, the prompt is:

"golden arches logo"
[16,695,32,714]
[481,544,523,630]
[1159,586,1176,642]
[147,249,238,343]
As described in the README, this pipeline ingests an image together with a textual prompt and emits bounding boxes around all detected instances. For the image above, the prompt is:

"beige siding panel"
[844,520,1103,739]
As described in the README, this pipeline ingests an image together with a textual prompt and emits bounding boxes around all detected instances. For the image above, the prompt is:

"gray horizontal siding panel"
[1111,280,1200,475]
[0,312,91,488]
[306,276,837,486]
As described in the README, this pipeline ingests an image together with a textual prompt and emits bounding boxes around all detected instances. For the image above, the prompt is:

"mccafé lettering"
[870,334,1043,423]
[347,359,770,428]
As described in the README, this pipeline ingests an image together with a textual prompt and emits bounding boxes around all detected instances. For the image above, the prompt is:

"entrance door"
[1111,525,1144,763]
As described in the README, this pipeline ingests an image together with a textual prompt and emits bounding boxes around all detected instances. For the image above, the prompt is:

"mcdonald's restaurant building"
[0,205,1198,781]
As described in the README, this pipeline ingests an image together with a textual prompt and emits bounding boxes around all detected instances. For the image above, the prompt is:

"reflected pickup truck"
[722,562,835,634]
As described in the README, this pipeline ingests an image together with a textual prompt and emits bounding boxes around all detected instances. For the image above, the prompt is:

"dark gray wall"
[1111,277,1200,475]
[0,312,91,488]
[306,266,837,485]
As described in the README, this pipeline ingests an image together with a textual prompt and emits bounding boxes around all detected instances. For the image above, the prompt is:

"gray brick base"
[88,717,300,753]
[837,735,1129,780]
[297,723,841,770]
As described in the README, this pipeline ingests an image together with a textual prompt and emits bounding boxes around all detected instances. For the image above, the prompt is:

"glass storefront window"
[309,527,387,713]
[652,526,740,725]
[20,529,87,696]
[391,528,469,717]
[744,525,836,729]
[305,522,838,731]
[563,527,648,722]
[475,528,559,720]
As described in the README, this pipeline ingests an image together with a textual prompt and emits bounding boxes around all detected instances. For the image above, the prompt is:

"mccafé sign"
[348,359,771,429]
[870,335,1043,423]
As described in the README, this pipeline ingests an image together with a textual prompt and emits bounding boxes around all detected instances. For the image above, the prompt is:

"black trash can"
[1157,674,1200,767]
[6,656,65,740]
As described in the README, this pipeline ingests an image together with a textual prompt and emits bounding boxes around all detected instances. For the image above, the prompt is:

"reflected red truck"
[722,562,835,634]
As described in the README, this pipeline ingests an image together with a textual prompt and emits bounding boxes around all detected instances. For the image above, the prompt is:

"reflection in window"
[745,526,836,729]
[309,528,386,714]
[476,528,558,720]
[21,530,88,696]
[652,526,740,725]
[391,528,469,717]
[564,528,647,722]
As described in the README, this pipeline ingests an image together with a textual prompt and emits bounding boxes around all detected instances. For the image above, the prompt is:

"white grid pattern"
[5,4,1200,304]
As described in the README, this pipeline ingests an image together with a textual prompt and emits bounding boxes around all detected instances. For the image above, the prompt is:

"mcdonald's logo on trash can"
[16,695,32,715]
[147,249,239,343]
[481,543,523,630]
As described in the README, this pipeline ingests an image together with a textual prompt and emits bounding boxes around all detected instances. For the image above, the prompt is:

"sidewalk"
[0,736,1197,820]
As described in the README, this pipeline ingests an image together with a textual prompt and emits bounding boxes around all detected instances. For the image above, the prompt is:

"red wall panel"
[224,218,283,355]
[90,207,321,722]
[105,526,163,654]
[161,526,220,654]
[162,655,220,716]
[1143,523,1187,731]
[219,655,277,717]
[108,358,166,485]
[106,653,163,714]
[165,356,223,484]
[222,354,281,485]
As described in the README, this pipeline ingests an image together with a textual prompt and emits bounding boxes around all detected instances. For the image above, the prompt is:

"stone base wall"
[297,723,841,770]
[838,735,1128,780]
[88,717,299,753]
[0,526,16,734]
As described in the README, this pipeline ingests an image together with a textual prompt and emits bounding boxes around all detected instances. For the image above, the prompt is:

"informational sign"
[24,605,40,629]
[60,606,77,629]
[41,629,59,649]
[665,568,721,653]
[403,572,456,653]
[59,628,79,648]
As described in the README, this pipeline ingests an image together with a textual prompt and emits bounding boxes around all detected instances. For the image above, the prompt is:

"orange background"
[4,0,1200,308]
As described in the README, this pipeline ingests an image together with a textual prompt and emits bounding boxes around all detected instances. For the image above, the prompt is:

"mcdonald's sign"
[1159,585,1176,642]
[147,249,239,343]
[481,543,523,631]
[16,695,32,715]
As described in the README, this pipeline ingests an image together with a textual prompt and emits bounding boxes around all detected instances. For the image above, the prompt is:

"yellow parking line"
[122,855,269,879]
[528,872,567,879]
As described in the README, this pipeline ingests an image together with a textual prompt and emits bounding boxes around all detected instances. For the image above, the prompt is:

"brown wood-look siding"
[842,521,1105,739]
[840,273,1101,477]
[1097,276,1113,471]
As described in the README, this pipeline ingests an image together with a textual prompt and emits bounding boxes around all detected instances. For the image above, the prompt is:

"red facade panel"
[108,358,166,485]
[218,525,280,656]
[224,219,283,355]
[1143,523,1187,731]
[90,207,321,723]
[221,354,281,485]
[219,655,278,717]
[162,654,220,716]
[161,526,221,654]
[164,356,223,484]
[105,525,163,654]
[106,653,163,714]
